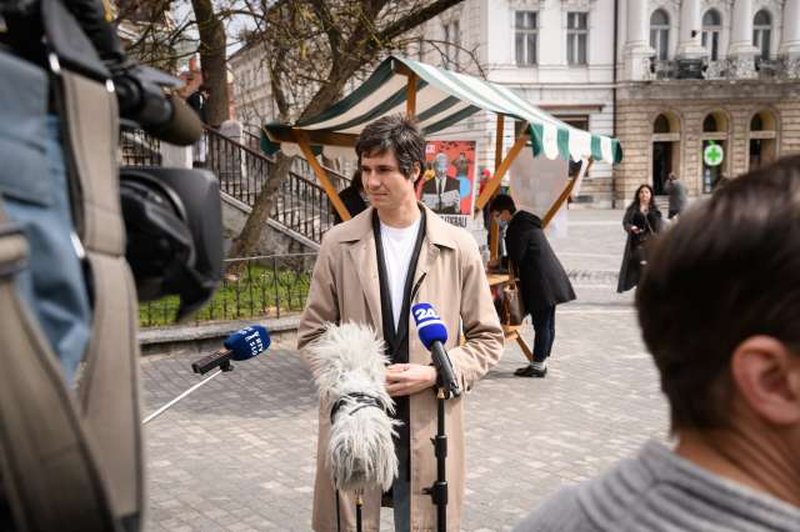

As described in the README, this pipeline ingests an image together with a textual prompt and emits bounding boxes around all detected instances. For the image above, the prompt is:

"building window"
[753,10,771,59]
[703,114,718,132]
[515,11,538,66]
[702,9,722,61]
[654,114,671,134]
[649,9,670,61]
[567,12,588,65]
[443,20,461,69]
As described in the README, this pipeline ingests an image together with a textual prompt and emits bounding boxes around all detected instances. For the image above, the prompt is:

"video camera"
[62,0,224,319]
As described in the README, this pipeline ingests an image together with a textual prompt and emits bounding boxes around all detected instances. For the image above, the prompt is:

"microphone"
[114,66,204,146]
[306,323,399,492]
[411,303,461,399]
[191,325,271,375]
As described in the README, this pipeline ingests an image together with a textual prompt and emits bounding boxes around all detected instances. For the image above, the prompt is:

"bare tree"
[226,0,467,265]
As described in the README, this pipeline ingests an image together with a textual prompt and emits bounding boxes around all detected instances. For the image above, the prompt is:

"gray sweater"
[514,440,800,531]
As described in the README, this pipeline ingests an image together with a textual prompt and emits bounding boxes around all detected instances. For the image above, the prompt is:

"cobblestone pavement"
[141,209,670,531]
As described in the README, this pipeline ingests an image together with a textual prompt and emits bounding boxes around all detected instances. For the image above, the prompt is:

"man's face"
[435,153,448,175]
[361,149,418,210]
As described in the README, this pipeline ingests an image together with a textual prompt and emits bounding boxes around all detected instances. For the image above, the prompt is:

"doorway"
[702,139,727,193]
[652,141,673,195]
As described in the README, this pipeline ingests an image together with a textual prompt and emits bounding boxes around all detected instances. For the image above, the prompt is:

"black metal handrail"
[121,129,162,166]
[205,127,338,243]
[122,127,349,245]
[243,130,352,190]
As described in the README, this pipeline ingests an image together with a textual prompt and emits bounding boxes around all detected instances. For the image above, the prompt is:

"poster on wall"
[509,147,571,238]
[417,140,477,228]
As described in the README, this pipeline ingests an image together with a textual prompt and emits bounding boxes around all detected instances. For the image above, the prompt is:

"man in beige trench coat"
[298,115,504,531]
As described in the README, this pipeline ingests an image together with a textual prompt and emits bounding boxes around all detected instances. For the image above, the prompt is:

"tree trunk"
[191,0,229,126]
[226,153,294,274]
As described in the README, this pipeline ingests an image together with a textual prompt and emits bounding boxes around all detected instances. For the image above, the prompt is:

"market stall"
[263,55,623,358]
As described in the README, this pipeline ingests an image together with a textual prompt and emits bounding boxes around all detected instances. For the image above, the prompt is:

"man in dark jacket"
[490,194,575,377]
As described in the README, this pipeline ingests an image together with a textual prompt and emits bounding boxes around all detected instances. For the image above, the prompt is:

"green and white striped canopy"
[264,55,622,164]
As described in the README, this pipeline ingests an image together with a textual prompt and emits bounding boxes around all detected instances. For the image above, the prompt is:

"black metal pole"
[424,388,448,531]
[356,492,363,532]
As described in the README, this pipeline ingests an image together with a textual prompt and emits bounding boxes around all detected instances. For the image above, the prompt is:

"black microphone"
[412,303,461,399]
[191,325,271,375]
[114,66,203,146]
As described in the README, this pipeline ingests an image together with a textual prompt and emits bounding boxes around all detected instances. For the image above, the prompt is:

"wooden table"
[487,272,534,362]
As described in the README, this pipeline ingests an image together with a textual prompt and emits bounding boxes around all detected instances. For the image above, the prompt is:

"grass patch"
[139,261,312,327]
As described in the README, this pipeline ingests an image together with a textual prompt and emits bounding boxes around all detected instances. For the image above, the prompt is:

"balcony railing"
[646,56,799,81]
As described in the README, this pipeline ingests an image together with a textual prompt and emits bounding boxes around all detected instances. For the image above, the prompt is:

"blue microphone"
[412,303,461,399]
[191,325,271,374]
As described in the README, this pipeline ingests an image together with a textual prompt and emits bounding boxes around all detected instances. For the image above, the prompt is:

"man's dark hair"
[355,115,425,180]
[637,155,800,430]
[489,194,516,214]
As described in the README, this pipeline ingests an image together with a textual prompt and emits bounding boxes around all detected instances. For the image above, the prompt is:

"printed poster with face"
[417,140,477,228]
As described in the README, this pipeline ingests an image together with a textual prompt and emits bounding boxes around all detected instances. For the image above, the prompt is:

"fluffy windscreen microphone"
[306,323,399,492]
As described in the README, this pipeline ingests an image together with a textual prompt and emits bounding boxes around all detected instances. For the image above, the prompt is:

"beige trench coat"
[298,204,504,531]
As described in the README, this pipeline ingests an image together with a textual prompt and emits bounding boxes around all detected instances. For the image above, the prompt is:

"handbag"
[500,261,525,326]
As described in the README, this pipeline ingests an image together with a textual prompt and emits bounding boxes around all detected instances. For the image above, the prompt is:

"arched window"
[702,9,722,61]
[753,10,772,59]
[650,9,670,61]
[703,114,718,132]
[654,114,671,133]
[749,110,778,169]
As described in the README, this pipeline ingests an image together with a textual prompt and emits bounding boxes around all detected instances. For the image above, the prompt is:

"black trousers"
[531,304,556,363]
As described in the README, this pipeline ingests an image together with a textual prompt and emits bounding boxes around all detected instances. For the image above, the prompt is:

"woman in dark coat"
[617,184,663,293]
[332,169,368,224]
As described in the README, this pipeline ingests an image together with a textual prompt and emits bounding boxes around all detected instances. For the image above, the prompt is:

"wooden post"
[476,129,529,210]
[542,158,594,228]
[406,73,417,117]
[294,131,351,222]
[489,116,505,261]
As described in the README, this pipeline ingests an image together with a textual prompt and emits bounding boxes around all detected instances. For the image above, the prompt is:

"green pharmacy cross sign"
[704,142,724,167]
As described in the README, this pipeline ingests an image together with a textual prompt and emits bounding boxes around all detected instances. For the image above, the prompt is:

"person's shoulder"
[322,208,372,247]
[425,210,477,251]
[515,443,667,532]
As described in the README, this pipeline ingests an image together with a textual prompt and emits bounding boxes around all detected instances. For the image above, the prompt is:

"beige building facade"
[616,80,800,200]
[615,0,800,204]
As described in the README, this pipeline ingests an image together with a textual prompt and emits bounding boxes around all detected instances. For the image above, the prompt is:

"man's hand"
[385,363,437,397]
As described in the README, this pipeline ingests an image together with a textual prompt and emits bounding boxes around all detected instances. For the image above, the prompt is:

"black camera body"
[120,167,224,320]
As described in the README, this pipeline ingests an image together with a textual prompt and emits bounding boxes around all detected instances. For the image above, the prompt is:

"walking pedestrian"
[617,184,663,293]
[664,172,687,219]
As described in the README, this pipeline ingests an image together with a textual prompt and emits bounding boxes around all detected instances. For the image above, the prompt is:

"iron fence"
[138,253,317,327]
[121,129,162,166]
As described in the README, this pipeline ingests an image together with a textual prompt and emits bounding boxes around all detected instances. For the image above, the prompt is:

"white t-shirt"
[380,216,422,330]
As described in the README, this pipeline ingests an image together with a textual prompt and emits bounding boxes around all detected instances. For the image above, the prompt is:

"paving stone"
[142,209,669,531]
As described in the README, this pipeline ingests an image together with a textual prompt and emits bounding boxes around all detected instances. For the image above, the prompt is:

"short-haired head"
[355,115,425,181]
[636,155,800,430]
[489,194,516,215]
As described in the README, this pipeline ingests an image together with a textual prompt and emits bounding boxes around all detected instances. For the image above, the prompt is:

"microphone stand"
[142,358,233,425]
[425,386,450,532]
